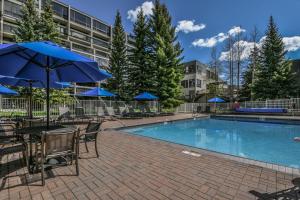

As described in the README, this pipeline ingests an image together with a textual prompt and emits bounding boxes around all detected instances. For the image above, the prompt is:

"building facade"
[181,60,217,101]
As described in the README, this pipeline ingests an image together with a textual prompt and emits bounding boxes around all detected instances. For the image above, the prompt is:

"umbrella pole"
[46,58,50,129]
[29,82,33,119]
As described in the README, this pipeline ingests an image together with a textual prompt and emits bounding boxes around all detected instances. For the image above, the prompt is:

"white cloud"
[175,20,206,34]
[228,26,246,36]
[192,26,245,48]
[283,36,300,51]
[192,32,228,48]
[127,1,154,22]
[219,35,300,61]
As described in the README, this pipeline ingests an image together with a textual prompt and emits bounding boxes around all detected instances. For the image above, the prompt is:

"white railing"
[176,98,300,113]
[0,98,160,117]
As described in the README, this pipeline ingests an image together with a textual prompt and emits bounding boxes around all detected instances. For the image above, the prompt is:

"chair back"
[58,107,71,119]
[119,106,127,114]
[86,121,102,133]
[97,107,105,117]
[106,107,115,116]
[0,123,16,137]
[41,128,78,157]
[75,107,85,117]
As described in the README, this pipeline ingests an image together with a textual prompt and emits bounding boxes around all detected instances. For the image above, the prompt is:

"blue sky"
[61,0,300,63]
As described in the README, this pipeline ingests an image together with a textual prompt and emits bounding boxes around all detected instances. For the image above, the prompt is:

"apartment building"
[181,60,218,101]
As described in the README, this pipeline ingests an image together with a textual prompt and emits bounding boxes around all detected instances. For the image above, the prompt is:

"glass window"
[4,1,22,18]
[93,20,110,36]
[70,10,91,28]
[72,43,93,54]
[189,79,195,88]
[51,2,68,19]
[181,80,188,88]
[196,79,201,88]
[95,57,109,67]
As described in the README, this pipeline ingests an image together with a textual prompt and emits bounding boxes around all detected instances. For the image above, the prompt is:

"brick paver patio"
[0,114,298,200]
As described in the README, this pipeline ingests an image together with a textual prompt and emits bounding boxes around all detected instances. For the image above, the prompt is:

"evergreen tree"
[15,0,40,42]
[149,0,184,108]
[128,10,153,96]
[39,0,60,43]
[253,16,295,99]
[107,11,128,100]
[240,44,260,100]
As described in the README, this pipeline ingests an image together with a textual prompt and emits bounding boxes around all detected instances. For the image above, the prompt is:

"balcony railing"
[3,24,17,34]
[93,38,110,48]
[70,30,91,43]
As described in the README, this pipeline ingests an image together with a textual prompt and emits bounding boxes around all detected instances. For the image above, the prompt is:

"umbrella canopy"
[0,75,72,89]
[78,87,116,97]
[0,85,18,95]
[134,92,158,101]
[0,41,112,127]
[208,97,225,103]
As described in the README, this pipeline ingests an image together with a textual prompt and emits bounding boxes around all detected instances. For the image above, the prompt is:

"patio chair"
[79,121,102,158]
[106,107,121,118]
[249,186,300,199]
[39,128,79,186]
[0,123,28,171]
[54,107,73,124]
[75,107,92,122]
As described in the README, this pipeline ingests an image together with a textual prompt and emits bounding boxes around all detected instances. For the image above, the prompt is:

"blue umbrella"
[208,97,225,103]
[0,85,18,95]
[0,41,112,127]
[78,87,116,97]
[0,75,72,89]
[134,92,158,101]
[0,75,73,118]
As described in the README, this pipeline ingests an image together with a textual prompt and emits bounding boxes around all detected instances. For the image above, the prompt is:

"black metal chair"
[39,128,79,186]
[79,121,102,158]
[249,186,300,199]
[0,123,28,172]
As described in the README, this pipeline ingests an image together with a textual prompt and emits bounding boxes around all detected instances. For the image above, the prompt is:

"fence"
[0,98,159,117]
[176,98,300,113]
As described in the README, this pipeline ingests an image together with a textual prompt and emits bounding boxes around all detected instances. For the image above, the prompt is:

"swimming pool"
[123,118,300,168]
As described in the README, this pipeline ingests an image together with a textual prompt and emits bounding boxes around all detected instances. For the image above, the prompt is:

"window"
[70,10,91,28]
[95,57,109,67]
[51,2,68,19]
[72,43,93,54]
[196,79,201,88]
[189,79,195,88]
[93,20,110,36]
[181,80,188,88]
[4,1,22,18]
[95,50,108,58]
[185,65,196,74]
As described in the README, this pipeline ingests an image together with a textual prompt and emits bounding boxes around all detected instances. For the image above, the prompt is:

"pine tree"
[240,43,260,100]
[39,0,60,43]
[14,0,40,42]
[149,0,184,108]
[128,10,153,97]
[253,16,295,99]
[107,11,128,100]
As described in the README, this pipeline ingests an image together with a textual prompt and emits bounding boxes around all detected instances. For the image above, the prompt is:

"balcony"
[70,29,91,43]
[3,23,17,34]
[93,37,110,49]
[70,10,91,28]
[4,1,22,19]
[93,20,110,36]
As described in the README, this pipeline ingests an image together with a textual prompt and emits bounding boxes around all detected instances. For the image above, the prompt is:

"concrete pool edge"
[113,116,300,176]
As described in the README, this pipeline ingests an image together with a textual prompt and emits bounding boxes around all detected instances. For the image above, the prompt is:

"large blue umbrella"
[0,85,18,95]
[208,97,225,103]
[134,92,158,101]
[78,87,116,97]
[0,41,112,127]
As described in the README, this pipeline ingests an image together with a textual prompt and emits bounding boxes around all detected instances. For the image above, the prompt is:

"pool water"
[123,118,300,168]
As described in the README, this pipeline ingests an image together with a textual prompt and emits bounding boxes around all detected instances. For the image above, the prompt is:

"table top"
[17,125,78,136]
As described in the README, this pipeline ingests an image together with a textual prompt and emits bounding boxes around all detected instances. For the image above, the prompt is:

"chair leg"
[95,140,99,158]
[41,163,45,186]
[84,136,89,153]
